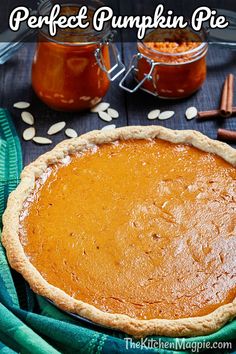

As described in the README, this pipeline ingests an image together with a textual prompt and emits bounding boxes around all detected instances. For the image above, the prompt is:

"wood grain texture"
[0,0,236,166]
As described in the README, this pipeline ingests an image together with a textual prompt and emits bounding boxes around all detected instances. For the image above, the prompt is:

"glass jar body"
[32,39,110,112]
[136,41,208,99]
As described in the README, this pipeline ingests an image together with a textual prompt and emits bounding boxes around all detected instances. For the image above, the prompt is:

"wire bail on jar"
[95,33,126,82]
[119,35,209,98]
[119,53,157,95]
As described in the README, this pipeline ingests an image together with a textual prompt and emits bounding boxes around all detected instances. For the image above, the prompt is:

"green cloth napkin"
[0,108,235,354]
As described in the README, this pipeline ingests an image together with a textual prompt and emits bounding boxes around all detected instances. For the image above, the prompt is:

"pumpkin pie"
[2,126,236,338]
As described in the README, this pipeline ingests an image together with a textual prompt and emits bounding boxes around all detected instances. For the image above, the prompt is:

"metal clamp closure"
[95,39,125,82]
[119,53,156,94]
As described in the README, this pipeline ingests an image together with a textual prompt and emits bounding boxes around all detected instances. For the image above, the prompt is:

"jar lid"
[208,9,236,49]
[0,9,36,64]
[38,0,111,45]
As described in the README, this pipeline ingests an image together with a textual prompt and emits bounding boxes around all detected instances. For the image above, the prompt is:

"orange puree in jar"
[19,139,236,320]
[137,28,208,98]
[145,29,201,55]
[32,6,110,111]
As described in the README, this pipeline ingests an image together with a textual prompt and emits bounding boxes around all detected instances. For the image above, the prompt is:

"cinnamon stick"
[220,74,234,117]
[217,128,236,142]
[198,107,236,120]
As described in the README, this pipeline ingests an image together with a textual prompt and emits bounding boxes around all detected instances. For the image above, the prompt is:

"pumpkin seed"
[158,111,175,120]
[101,124,116,131]
[107,108,119,119]
[98,111,112,122]
[91,102,110,113]
[21,111,34,125]
[33,137,52,145]
[23,127,35,141]
[13,101,30,109]
[185,106,198,120]
[65,128,78,138]
[147,109,160,120]
[47,121,66,135]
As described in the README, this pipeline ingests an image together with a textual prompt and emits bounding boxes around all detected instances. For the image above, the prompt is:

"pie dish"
[2,126,236,338]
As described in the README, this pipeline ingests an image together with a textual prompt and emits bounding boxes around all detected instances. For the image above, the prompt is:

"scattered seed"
[91,102,110,113]
[13,101,30,109]
[147,109,160,120]
[98,111,112,122]
[33,137,52,145]
[185,106,198,120]
[23,127,35,141]
[158,111,175,120]
[101,124,116,131]
[65,128,78,138]
[47,121,66,135]
[21,111,34,125]
[107,108,119,119]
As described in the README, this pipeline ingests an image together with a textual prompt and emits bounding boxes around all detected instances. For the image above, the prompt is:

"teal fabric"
[0,108,235,353]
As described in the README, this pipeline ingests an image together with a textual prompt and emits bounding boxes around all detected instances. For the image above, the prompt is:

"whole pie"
[2,126,236,338]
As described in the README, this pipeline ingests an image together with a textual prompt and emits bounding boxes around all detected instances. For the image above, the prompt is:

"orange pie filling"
[19,139,236,320]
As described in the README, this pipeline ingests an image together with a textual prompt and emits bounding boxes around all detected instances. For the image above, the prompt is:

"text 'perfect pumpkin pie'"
[2,126,236,338]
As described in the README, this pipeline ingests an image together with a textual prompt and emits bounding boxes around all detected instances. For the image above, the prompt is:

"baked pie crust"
[2,126,236,338]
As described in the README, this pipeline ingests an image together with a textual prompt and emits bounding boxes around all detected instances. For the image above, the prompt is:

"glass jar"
[120,28,208,99]
[32,0,124,111]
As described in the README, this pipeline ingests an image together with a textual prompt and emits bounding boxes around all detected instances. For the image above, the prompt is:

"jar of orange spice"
[120,28,208,99]
[32,0,124,112]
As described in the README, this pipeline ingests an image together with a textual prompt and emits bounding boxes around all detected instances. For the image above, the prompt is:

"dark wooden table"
[0,0,236,166]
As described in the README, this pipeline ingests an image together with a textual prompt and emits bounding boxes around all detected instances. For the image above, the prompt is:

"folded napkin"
[0,109,235,354]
